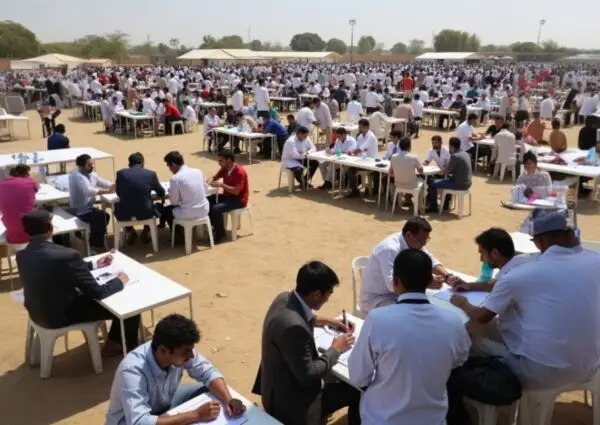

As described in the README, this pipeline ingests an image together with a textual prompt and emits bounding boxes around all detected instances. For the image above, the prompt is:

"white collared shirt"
[141,98,154,114]
[331,136,357,153]
[411,100,424,118]
[203,114,220,136]
[356,131,378,158]
[349,292,470,425]
[255,86,270,111]
[483,245,600,387]
[281,135,316,169]
[296,107,316,131]
[182,105,197,122]
[365,91,383,108]
[169,166,209,220]
[293,290,314,322]
[347,101,363,121]
[456,121,474,151]
[360,233,441,313]
[425,147,451,168]
[232,90,244,112]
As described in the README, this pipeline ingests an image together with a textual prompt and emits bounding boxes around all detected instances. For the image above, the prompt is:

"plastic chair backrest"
[351,256,369,315]
[6,96,25,115]
[581,240,600,253]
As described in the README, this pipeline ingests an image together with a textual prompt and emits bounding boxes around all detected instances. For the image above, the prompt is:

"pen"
[342,309,347,327]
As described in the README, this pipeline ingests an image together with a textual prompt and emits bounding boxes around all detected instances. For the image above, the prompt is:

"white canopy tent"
[178,49,341,64]
[20,53,86,68]
[415,52,482,63]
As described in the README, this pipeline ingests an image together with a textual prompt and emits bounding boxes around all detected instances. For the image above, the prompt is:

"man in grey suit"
[252,261,361,425]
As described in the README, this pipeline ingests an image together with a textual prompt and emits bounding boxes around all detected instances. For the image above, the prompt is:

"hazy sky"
[4,0,599,50]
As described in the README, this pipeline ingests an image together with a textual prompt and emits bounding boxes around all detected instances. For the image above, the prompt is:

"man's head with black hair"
[151,314,201,367]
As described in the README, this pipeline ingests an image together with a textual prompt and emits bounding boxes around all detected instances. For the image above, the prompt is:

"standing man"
[253,261,361,425]
[281,127,318,190]
[114,152,166,245]
[255,78,271,120]
[231,83,244,113]
[349,249,470,424]
[69,153,114,252]
[313,97,333,146]
[207,150,249,243]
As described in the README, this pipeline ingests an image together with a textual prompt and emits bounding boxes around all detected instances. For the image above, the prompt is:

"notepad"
[91,265,138,286]
[433,283,489,306]
[167,393,248,425]
[315,328,354,366]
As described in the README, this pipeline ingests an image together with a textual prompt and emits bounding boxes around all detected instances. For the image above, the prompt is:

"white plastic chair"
[391,181,424,216]
[351,256,369,318]
[439,189,472,219]
[172,216,214,254]
[517,369,600,425]
[493,163,517,183]
[224,207,254,241]
[368,112,386,142]
[464,398,518,425]
[278,168,295,193]
[24,318,104,379]
[6,95,26,115]
[184,120,198,133]
[4,243,28,290]
[170,120,184,135]
[114,218,158,253]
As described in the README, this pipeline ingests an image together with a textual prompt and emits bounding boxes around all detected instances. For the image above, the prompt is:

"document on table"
[315,327,357,366]
[91,264,138,286]
[168,393,248,425]
[433,283,489,306]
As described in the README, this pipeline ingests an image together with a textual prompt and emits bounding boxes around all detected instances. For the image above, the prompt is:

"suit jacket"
[114,166,165,222]
[16,236,123,328]
[252,292,340,425]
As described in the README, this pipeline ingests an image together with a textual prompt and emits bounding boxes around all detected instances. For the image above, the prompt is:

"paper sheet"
[315,328,353,366]
[433,283,489,306]
[168,393,248,425]
[91,264,138,286]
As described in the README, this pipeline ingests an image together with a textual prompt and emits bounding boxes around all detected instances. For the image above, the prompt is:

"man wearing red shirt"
[208,150,249,243]
[163,99,183,135]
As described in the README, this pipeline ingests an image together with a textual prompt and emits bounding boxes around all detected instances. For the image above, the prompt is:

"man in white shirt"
[455,113,483,161]
[423,135,451,169]
[318,127,356,190]
[141,93,155,115]
[281,127,318,190]
[411,93,425,138]
[538,94,554,120]
[474,93,491,124]
[349,249,470,425]
[181,100,197,123]
[346,95,363,122]
[254,78,270,119]
[313,98,333,146]
[345,119,380,198]
[451,210,600,390]
[159,151,210,242]
[360,217,450,313]
[231,84,244,112]
[295,102,318,132]
[390,136,423,199]
[364,87,383,115]
[203,108,222,152]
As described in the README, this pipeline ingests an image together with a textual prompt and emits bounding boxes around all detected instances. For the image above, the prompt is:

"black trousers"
[265,134,287,158]
[257,110,270,119]
[157,204,176,228]
[366,107,377,115]
[43,110,62,137]
[77,209,110,249]
[321,382,361,425]
[289,160,319,186]
[347,168,379,192]
[479,110,489,124]
[208,194,245,239]
[63,295,141,351]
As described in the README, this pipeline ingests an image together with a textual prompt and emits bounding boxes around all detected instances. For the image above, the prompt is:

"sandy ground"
[0,107,598,425]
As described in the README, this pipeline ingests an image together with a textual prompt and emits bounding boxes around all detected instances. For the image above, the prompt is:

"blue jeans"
[427,179,459,210]
[168,383,208,411]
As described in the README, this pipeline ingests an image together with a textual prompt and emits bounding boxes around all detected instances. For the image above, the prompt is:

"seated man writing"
[105,314,245,425]
[318,127,357,190]
[281,126,318,190]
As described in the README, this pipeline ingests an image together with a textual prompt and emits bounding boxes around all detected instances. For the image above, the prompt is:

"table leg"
[27,119,30,140]
[377,172,383,207]
[9,120,13,141]
[248,137,252,164]
[120,319,127,357]
[339,164,344,195]
[189,294,194,319]
[385,174,391,210]
[84,229,91,256]
[133,119,137,138]
[271,135,275,161]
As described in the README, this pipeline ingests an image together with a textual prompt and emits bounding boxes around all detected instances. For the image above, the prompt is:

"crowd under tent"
[415,52,483,64]
[177,49,342,65]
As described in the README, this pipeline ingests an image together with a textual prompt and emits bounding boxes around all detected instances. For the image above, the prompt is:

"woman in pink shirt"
[0,164,39,244]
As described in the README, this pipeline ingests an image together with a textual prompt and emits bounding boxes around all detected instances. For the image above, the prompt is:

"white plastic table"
[270,97,296,112]
[510,231,539,254]
[78,100,102,121]
[36,183,70,204]
[0,206,90,255]
[166,387,282,424]
[422,108,458,130]
[331,122,359,138]
[116,111,156,138]
[213,128,275,163]
[88,251,193,356]
[0,114,30,140]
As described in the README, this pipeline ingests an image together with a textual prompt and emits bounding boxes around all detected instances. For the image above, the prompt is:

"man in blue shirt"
[261,116,288,159]
[105,314,246,425]
[47,124,70,150]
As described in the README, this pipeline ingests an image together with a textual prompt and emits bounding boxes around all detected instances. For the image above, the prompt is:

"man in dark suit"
[16,209,140,354]
[252,261,361,425]
[114,152,166,245]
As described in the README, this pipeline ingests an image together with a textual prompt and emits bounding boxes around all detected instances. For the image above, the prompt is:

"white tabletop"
[87,251,191,319]
[532,147,600,179]
[36,183,70,204]
[100,182,218,204]
[213,127,268,139]
[0,147,113,169]
[423,108,458,116]
[0,206,88,245]
[199,102,226,108]
[511,231,539,254]
[167,387,282,424]
[331,122,359,132]
[270,96,296,101]
[116,110,154,120]
[79,100,101,107]
[0,114,29,122]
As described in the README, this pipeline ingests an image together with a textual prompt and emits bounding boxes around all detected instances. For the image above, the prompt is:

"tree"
[270,42,284,52]
[325,38,347,54]
[290,33,325,51]
[129,42,157,56]
[199,35,218,49]
[248,39,263,51]
[390,42,408,54]
[158,42,172,56]
[541,39,561,52]
[433,30,480,52]
[357,36,376,54]
[218,35,245,49]
[0,20,41,58]
[408,39,426,55]
[510,41,541,53]
[481,44,497,52]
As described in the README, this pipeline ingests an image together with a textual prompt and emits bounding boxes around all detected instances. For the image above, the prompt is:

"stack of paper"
[433,283,489,306]
[91,264,138,286]
[168,393,248,425]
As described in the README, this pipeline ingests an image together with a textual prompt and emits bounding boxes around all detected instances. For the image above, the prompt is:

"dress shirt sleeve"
[68,251,124,299]
[119,367,159,425]
[169,177,180,205]
[377,247,396,293]
[453,324,471,368]
[71,172,98,196]
[185,350,224,387]
[422,246,441,268]
[425,150,434,162]
[307,139,317,153]
[95,173,113,189]
[348,316,376,388]
[291,142,304,160]
[276,324,339,387]
[482,275,514,315]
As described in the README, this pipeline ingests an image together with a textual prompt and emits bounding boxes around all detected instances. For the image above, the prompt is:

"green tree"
[541,39,561,52]
[199,35,218,49]
[129,42,157,56]
[290,33,325,51]
[248,39,263,50]
[390,42,408,54]
[434,30,480,52]
[408,39,426,55]
[357,35,376,54]
[218,35,245,49]
[510,41,541,53]
[325,38,347,54]
[481,44,497,52]
[0,20,41,58]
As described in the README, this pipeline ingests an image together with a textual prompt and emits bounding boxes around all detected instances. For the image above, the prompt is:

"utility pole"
[349,19,356,64]
[537,19,546,46]
[248,27,251,46]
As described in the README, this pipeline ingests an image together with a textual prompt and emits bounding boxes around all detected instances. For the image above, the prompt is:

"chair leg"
[150,224,158,253]
[82,326,103,374]
[171,223,176,249]
[413,192,419,216]
[391,191,398,215]
[39,333,57,379]
[231,214,239,241]
[114,224,121,250]
[277,171,282,190]
[500,164,506,182]
[247,211,254,235]
[438,192,447,216]
[511,165,516,183]
[184,225,193,255]
[206,221,215,248]
[592,387,600,425]
[25,319,34,364]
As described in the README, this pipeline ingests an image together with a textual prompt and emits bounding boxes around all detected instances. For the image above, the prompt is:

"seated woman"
[516,151,553,199]
[0,164,38,246]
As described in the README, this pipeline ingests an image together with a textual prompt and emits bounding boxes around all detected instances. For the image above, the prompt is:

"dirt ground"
[0,108,598,425]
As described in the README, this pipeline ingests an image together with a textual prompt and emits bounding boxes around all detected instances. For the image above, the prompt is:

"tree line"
[0,20,597,60]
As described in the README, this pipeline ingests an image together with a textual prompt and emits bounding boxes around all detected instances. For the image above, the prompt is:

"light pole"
[537,18,546,46]
[349,19,356,64]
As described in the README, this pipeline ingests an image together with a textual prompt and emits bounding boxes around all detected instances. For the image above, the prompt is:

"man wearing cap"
[450,209,600,390]
[16,209,141,354]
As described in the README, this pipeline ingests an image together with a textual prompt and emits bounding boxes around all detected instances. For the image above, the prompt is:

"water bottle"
[33,152,38,163]
[587,147,597,165]
[18,153,23,163]
[479,262,494,282]
[335,145,342,158]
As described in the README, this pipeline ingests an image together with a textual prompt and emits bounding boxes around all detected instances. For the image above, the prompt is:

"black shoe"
[345,190,360,198]
[140,229,151,244]
[213,231,226,244]
[318,182,333,190]
[425,206,439,213]
[126,230,138,245]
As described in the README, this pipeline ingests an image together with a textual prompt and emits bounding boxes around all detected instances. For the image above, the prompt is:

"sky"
[4,0,599,50]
